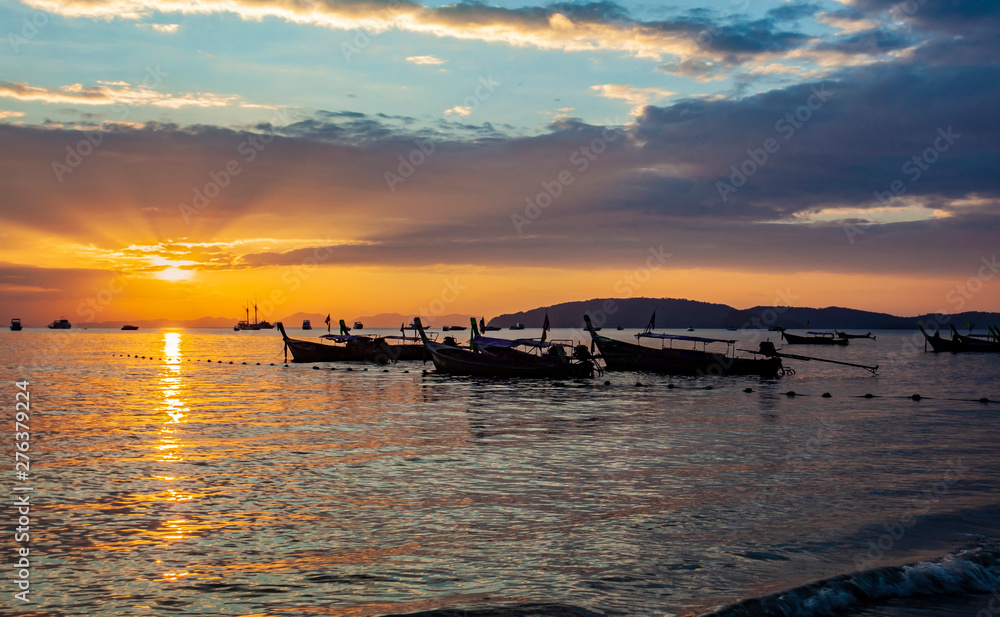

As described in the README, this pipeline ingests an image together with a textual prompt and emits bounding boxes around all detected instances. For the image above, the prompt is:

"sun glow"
[157,267,191,282]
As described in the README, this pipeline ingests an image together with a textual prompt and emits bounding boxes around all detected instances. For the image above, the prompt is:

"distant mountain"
[489,297,1000,331]
[80,316,233,328]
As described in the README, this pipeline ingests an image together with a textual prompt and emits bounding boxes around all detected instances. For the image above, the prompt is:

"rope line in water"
[111,353,995,403]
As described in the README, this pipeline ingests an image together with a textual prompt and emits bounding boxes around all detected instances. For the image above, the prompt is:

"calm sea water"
[3,327,1000,617]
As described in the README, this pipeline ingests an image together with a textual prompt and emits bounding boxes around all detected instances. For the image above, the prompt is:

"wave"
[698,538,1000,617]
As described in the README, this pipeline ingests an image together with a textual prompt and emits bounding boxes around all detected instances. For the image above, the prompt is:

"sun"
[157,267,191,282]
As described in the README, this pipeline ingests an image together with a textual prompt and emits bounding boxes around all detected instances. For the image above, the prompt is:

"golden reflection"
[156,331,188,462]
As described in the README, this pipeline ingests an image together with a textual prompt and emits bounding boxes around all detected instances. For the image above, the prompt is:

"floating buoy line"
[111,353,995,403]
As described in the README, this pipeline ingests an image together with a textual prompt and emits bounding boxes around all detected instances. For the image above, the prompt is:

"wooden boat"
[919,325,1000,352]
[780,331,848,346]
[479,318,501,332]
[277,322,396,364]
[442,325,467,332]
[121,325,139,331]
[10,318,22,331]
[585,315,783,377]
[48,318,71,329]
[414,317,594,378]
[835,330,875,340]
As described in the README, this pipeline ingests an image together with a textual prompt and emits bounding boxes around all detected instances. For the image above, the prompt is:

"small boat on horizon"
[121,325,139,331]
[48,318,71,329]
[353,322,363,330]
[509,322,525,330]
[836,330,876,340]
[302,319,312,330]
[234,300,275,331]
[780,331,849,346]
[10,318,22,331]
[442,325,467,331]
[480,317,502,332]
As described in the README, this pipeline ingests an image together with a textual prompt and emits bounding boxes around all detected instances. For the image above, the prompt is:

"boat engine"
[758,341,778,357]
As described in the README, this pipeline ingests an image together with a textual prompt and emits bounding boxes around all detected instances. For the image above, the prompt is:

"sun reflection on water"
[157,331,188,462]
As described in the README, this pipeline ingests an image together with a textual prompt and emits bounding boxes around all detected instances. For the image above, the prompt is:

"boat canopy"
[807,331,835,336]
[637,333,736,345]
[472,336,553,349]
[383,335,420,342]
[319,334,367,342]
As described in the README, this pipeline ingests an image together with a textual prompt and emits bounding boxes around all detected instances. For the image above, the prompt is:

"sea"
[3,326,1000,617]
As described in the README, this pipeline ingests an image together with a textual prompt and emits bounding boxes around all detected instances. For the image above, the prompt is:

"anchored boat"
[780,331,849,346]
[277,322,396,364]
[585,314,783,377]
[414,317,594,378]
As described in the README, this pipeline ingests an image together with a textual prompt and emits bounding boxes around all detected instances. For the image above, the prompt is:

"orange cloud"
[23,0,713,62]
[0,80,252,108]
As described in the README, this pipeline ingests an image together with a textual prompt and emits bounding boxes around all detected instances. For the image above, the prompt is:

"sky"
[0,0,998,324]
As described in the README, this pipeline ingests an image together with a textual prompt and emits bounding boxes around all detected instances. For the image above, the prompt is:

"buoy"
[363,368,368,371]
[347,367,353,371]
[704,385,713,390]
[785,391,796,397]
[242,362,247,365]
[635,382,644,387]
[330,367,336,371]
[604,380,611,386]
[383,369,389,373]
[312,366,319,370]
[864,393,874,398]
[403,370,409,373]
[911,394,921,401]
[666,384,675,389]
[256,362,260,365]
[980,397,990,403]
[744,387,753,393]
[269,363,274,366]
[822,392,831,398]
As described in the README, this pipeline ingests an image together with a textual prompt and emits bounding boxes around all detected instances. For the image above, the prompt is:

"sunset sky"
[1,0,998,324]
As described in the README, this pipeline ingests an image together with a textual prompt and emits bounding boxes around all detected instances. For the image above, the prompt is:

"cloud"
[0,50,997,282]
[590,84,674,108]
[136,23,180,33]
[406,55,445,65]
[20,0,810,67]
[0,110,26,120]
[443,106,472,117]
[0,80,241,108]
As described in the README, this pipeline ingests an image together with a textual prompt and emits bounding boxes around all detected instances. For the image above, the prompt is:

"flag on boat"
[645,310,656,333]
[325,314,331,332]
[541,313,550,342]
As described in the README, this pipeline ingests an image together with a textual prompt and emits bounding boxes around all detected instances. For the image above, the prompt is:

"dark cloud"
[766,1,822,23]
[1,51,998,281]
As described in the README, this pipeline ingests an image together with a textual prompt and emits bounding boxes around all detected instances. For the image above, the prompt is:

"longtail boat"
[835,330,876,340]
[585,314,784,377]
[780,331,849,346]
[413,317,594,378]
[277,322,396,364]
[919,325,1000,353]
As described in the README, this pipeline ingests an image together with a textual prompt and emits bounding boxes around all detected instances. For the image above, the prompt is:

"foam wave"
[699,538,1000,617]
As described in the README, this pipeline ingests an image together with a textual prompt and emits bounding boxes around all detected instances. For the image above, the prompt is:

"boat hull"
[425,342,593,378]
[781,332,848,345]
[920,327,1000,352]
[278,323,396,364]
[589,332,782,377]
